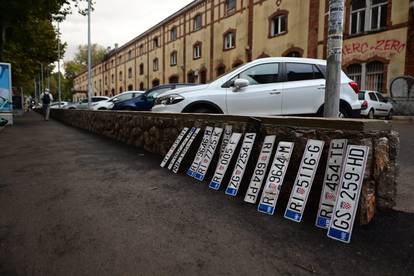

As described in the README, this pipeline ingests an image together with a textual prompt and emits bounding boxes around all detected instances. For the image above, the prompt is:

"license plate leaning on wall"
[187,127,213,177]
[257,141,294,215]
[327,145,369,244]
[172,128,201,174]
[209,133,242,190]
[244,135,276,204]
[194,127,223,181]
[167,128,197,170]
[315,139,348,229]
[284,139,325,222]
[225,133,256,196]
[160,127,189,168]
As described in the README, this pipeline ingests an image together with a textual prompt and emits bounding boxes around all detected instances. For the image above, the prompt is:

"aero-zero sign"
[284,139,325,222]
[327,145,369,243]
[316,139,348,229]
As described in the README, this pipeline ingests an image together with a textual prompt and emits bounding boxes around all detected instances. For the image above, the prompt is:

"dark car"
[112,83,198,111]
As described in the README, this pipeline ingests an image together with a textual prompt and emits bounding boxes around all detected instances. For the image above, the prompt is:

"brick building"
[72,0,413,101]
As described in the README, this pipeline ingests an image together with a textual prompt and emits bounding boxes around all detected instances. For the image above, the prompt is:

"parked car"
[112,84,198,111]
[50,101,69,109]
[66,96,109,109]
[91,91,144,110]
[359,90,393,119]
[152,57,361,118]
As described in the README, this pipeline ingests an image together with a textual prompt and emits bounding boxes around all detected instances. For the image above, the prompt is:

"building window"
[216,64,226,77]
[118,55,122,63]
[170,27,177,41]
[105,76,108,85]
[139,63,144,75]
[111,59,114,67]
[111,74,114,83]
[226,0,236,14]
[128,67,132,79]
[170,51,177,66]
[153,58,159,71]
[224,31,236,50]
[200,68,207,84]
[270,13,287,37]
[346,61,385,92]
[153,37,159,48]
[139,82,144,90]
[169,75,179,84]
[194,14,202,31]
[119,71,123,81]
[128,50,132,59]
[187,71,196,83]
[128,84,133,91]
[350,0,387,35]
[193,43,202,59]
[139,44,144,55]
[152,79,160,87]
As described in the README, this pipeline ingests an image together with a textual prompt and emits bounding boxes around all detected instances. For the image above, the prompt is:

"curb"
[392,116,414,122]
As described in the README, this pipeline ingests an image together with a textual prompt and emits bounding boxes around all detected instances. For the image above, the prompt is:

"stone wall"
[50,109,399,225]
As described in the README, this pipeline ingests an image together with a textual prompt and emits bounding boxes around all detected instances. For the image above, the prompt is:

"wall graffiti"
[342,39,406,56]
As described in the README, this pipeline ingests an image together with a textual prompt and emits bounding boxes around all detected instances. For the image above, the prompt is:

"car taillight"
[361,100,368,110]
[349,81,360,94]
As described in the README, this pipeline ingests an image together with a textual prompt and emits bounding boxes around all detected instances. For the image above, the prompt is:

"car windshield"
[358,91,365,100]
[146,87,173,99]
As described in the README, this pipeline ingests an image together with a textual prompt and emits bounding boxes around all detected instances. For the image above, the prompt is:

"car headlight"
[155,94,184,105]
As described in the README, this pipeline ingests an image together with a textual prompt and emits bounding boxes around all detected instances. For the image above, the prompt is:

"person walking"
[40,88,53,121]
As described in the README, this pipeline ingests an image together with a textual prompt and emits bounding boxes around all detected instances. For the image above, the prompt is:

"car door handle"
[269,91,281,95]
[318,86,326,90]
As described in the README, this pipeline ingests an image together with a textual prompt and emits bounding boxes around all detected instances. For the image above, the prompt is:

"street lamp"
[87,0,92,109]
[55,15,64,108]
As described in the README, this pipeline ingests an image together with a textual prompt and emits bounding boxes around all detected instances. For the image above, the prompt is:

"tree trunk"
[0,20,6,61]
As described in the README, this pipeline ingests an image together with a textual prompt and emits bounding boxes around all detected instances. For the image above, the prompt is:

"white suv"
[152,57,361,117]
[359,90,393,119]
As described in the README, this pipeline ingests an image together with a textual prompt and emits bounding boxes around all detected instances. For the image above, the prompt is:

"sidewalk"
[0,111,413,275]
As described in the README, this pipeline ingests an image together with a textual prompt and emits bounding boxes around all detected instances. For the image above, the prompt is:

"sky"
[59,0,194,62]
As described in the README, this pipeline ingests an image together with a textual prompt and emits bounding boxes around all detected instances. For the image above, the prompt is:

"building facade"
[72,0,413,101]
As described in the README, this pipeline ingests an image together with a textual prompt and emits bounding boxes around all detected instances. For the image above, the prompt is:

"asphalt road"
[0,112,413,275]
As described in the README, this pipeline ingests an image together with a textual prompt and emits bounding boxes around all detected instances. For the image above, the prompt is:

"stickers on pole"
[284,140,325,222]
[172,128,201,174]
[244,135,276,204]
[315,139,348,229]
[219,125,233,157]
[209,133,242,190]
[160,127,189,168]
[327,145,369,244]
[187,127,213,177]
[225,133,256,196]
[194,127,223,181]
[167,128,197,170]
[257,142,294,215]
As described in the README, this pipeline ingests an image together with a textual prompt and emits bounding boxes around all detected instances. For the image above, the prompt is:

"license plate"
[315,139,348,229]
[225,133,256,196]
[167,128,197,170]
[160,127,189,168]
[194,127,223,181]
[244,135,276,204]
[172,128,201,173]
[187,127,213,177]
[257,141,294,215]
[284,139,325,222]
[327,145,369,243]
[209,133,242,190]
[219,125,233,157]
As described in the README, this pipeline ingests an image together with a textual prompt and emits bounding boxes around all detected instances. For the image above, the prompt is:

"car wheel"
[122,107,135,111]
[386,109,393,120]
[190,107,216,114]
[68,107,75,110]
[98,107,107,110]
[338,107,349,118]
[368,109,375,119]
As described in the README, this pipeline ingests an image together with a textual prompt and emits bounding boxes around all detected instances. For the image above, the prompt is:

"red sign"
[343,39,406,56]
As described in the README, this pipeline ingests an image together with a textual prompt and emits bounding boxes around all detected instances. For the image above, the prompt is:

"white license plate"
[257,141,294,215]
[194,127,223,181]
[172,128,201,173]
[186,127,213,177]
[167,128,197,170]
[284,139,325,222]
[244,135,276,204]
[315,139,348,229]
[327,145,369,243]
[209,133,242,190]
[160,127,189,168]
[219,125,233,157]
[225,133,256,196]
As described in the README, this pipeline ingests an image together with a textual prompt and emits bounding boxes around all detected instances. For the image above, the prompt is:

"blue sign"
[0,63,12,112]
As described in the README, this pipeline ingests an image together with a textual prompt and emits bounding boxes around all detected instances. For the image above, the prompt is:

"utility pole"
[87,0,92,109]
[40,63,44,103]
[324,0,345,118]
[57,20,62,108]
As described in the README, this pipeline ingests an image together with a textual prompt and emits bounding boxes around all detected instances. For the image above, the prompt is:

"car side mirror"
[233,78,249,91]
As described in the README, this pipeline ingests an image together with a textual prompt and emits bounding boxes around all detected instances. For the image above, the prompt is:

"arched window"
[139,82,145,90]
[187,70,196,83]
[346,64,362,88]
[366,61,385,92]
[223,30,236,50]
[152,79,160,88]
[199,68,207,84]
[216,64,226,77]
[128,84,133,91]
[232,59,243,68]
[169,75,179,84]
